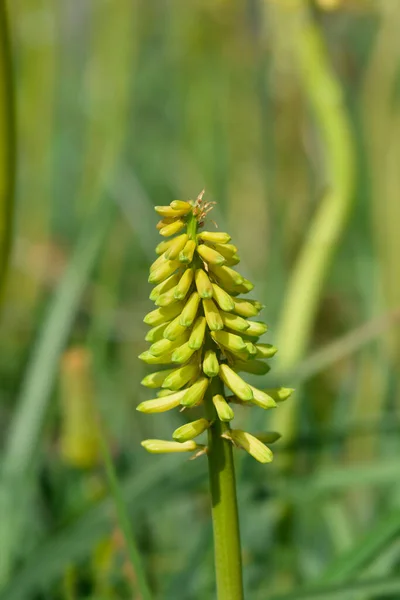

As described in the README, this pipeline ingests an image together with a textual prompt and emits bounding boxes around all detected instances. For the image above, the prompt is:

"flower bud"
[248,385,277,409]
[212,283,235,311]
[255,432,281,444]
[224,254,240,266]
[145,322,169,342]
[255,344,278,359]
[149,333,189,357]
[174,268,194,299]
[262,387,294,403]
[245,321,268,337]
[212,243,238,258]
[222,429,273,463]
[141,369,175,389]
[141,439,201,454]
[197,244,226,266]
[203,298,223,331]
[171,341,197,364]
[155,238,174,255]
[179,292,201,327]
[203,349,219,377]
[156,217,173,230]
[157,389,175,397]
[179,239,196,263]
[138,351,174,365]
[155,286,181,307]
[219,364,253,401]
[170,200,193,213]
[220,310,249,332]
[232,298,260,317]
[162,363,199,390]
[150,273,180,301]
[148,260,180,284]
[211,330,247,352]
[181,376,209,407]
[212,394,234,421]
[137,389,187,413]
[195,268,213,298]
[198,231,231,244]
[165,233,189,260]
[150,252,168,272]
[155,205,188,218]
[233,360,270,376]
[210,264,244,286]
[188,316,206,349]
[235,278,254,293]
[172,418,211,442]
[144,302,184,326]
[160,219,185,237]
[163,315,188,341]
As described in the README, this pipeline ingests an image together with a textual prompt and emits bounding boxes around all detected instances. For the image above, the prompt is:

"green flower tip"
[138,192,293,463]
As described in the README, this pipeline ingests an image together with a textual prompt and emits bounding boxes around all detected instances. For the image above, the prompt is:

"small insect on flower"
[138,192,293,463]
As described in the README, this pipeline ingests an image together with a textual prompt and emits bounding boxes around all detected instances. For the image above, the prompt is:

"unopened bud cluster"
[138,192,293,463]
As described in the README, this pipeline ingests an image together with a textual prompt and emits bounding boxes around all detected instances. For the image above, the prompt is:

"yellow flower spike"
[203,298,223,331]
[159,219,185,237]
[262,387,294,403]
[172,418,211,442]
[211,243,238,258]
[136,389,187,413]
[255,344,278,359]
[233,360,270,376]
[220,310,249,333]
[174,268,194,299]
[210,264,244,286]
[245,321,268,337]
[150,273,181,301]
[222,429,273,464]
[181,376,209,407]
[179,239,196,263]
[155,205,189,218]
[203,350,220,378]
[198,231,231,244]
[212,394,234,422]
[211,330,247,353]
[155,286,180,307]
[162,363,199,390]
[196,244,226,266]
[155,237,175,255]
[188,316,206,350]
[165,233,189,260]
[195,268,213,298]
[219,364,253,401]
[141,439,201,454]
[171,341,197,364]
[163,315,189,341]
[170,200,193,213]
[149,333,189,357]
[145,322,169,343]
[148,260,181,284]
[179,291,201,327]
[138,351,174,365]
[143,302,184,326]
[212,283,235,312]
[248,385,277,409]
[141,369,176,389]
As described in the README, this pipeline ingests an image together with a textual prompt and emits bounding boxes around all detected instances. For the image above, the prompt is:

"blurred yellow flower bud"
[141,439,202,454]
[197,244,226,266]
[212,394,234,421]
[181,376,209,407]
[219,364,253,401]
[173,418,211,442]
[223,429,273,464]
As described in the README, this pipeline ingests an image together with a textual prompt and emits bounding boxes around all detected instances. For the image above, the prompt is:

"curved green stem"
[205,380,244,600]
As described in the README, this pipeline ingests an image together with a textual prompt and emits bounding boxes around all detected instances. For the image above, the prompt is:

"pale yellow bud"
[141,369,175,388]
[174,268,194,299]
[148,260,180,284]
[143,302,184,326]
[155,205,189,218]
[219,364,253,401]
[138,351,174,365]
[212,243,238,258]
[155,286,180,307]
[155,238,175,255]
[141,439,201,454]
[188,316,206,350]
[197,244,225,266]
[179,239,196,263]
[198,231,231,244]
[233,360,270,376]
[149,333,189,357]
[232,298,260,318]
[165,234,189,260]
[203,298,223,331]
[181,376,209,407]
[150,252,168,272]
[212,284,235,311]
[170,200,193,213]
[171,341,197,364]
[173,418,211,442]
[255,344,277,359]
[179,292,201,327]
[245,321,268,337]
[248,385,277,409]
[255,432,281,444]
[220,311,249,332]
[210,264,244,286]
[145,322,169,343]
[222,429,273,464]
[162,363,199,390]
[262,387,294,403]
[211,330,247,352]
[163,315,188,341]
[195,268,213,298]
[137,389,186,413]
[159,219,185,237]
[212,394,234,421]
[203,350,219,378]
[150,273,180,301]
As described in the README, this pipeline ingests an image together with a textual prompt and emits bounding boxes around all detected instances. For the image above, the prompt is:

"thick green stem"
[205,380,244,600]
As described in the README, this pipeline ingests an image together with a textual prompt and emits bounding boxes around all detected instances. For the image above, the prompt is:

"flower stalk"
[138,191,293,598]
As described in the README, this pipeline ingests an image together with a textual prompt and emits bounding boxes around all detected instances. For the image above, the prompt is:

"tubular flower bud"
[203,349,219,378]
[172,418,211,442]
[195,268,213,298]
[138,193,292,463]
[197,244,226,266]
[222,429,273,464]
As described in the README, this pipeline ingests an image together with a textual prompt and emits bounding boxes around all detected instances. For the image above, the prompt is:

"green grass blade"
[264,576,400,600]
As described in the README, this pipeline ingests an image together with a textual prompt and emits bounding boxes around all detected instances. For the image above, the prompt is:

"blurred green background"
[1,0,400,598]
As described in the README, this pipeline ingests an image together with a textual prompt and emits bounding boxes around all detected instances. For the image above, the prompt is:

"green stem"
[205,380,244,600]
